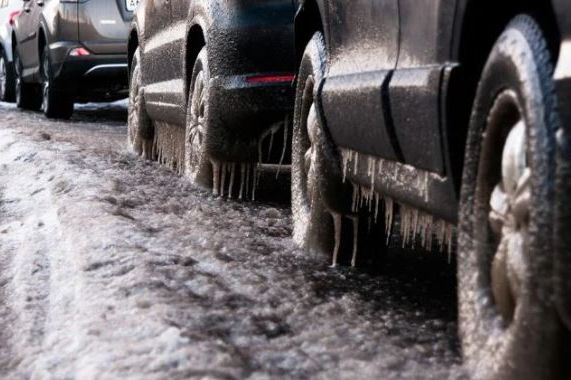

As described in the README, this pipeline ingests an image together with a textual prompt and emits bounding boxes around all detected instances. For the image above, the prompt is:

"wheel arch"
[37,27,47,55]
[445,0,561,191]
[183,22,206,105]
[294,0,325,67]
[127,28,139,75]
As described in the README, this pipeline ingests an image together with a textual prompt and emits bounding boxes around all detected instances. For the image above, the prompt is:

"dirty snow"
[0,101,466,379]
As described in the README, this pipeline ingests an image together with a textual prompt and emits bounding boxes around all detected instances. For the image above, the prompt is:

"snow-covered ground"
[0,102,466,379]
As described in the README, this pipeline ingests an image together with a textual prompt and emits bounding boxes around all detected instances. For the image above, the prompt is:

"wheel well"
[128,30,138,75]
[184,25,205,102]
[446,1,561,190]
[38,29,46,57]
[294,0,324,65]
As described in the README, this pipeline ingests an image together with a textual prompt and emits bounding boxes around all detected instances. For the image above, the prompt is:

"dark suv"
[128,0,295,195]
[292,0,571,379]
[12,0,133,119]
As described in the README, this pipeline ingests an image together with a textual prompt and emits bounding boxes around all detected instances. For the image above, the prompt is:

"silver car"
[0,0,22,102]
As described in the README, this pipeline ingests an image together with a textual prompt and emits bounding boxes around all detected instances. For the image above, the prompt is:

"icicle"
[245,164,250,199]
[353,152,359,174]
[446,224,454,263]
[212,160,220,196]
[350,216,359,267]
[424,172,429,202]
[342,150,349,183]
[412,209,419,245]
[276,121,289,179]
[267,129,275,162]
[239,163,246,200]
[220,163,227,197]
[252,166,257,201]
[374,192,380,223]
[330,212,342,268]
[352,183,358,213]
[258,135,263,164]
[370,158,376,192]
[228,163,236,198]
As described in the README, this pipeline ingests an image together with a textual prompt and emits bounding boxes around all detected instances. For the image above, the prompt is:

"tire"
[14,50,41,111]
[0,48,15,102]
[458,15,570,379]
[40,45,73,119]
[128,47,154,158]
[292,32,385,267]
[184,47,213,191]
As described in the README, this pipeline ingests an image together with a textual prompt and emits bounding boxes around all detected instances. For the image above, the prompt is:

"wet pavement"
[0,101,467,379]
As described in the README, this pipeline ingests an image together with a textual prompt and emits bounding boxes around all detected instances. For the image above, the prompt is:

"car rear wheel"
[458,15,570,379]
[184,47,213,190]
[128,47,154,158]
[40,45,73,119]
[14,50,41,111]
[292,32,385,266]
[0,49,15,102]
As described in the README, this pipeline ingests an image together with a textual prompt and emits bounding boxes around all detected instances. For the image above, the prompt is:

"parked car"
[0,0,22,102]
[12,0,133,119]
[292,0,571,379]
[128,0,296,194]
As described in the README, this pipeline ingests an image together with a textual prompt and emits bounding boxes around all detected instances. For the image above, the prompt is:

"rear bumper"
[209,74,294,131]
[48,41,128,100]
[204,74,294,162]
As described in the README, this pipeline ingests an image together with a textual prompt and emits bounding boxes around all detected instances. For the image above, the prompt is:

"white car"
[0,0,22,102]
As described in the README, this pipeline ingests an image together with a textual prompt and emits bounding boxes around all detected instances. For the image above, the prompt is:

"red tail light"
[69,47,91,57]
[8,11,21,26]
[246,74,295,84]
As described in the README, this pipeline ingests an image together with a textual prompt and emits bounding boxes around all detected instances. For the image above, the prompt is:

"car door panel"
[142,0,183,124]
[389,0,457,174]
[319,0,401,161]
[16,0,41,78]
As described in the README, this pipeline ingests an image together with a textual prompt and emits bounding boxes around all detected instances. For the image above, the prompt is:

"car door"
[389,0,458,174]
[15,0,41,79]
[142,0,185,126]
[319,0,402,162]
[168,0,190,126]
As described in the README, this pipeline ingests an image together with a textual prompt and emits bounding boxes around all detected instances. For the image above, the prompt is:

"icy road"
[0,102,466,379]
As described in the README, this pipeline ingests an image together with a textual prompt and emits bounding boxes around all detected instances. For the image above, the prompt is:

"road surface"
[0,101,467,379]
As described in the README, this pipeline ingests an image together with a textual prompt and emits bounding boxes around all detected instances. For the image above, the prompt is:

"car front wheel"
[458,15,570,379]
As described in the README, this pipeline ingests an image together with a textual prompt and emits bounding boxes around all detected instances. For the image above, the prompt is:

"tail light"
[69,47,91,57]
[8,11,21,26]
[246,74,295,84]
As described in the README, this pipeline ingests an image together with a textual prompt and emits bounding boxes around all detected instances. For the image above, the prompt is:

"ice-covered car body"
[0,0,23,101]
[129,0,296,164]
[293,0,571,378]
[295,0,570,222]
[12,0,133,103]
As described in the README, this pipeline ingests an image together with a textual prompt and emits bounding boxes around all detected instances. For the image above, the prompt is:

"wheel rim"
[128,65,141,149]
[186,70,206,181]
[14,56,21,105]
[0,56,6,99]
[481,90,530,323]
